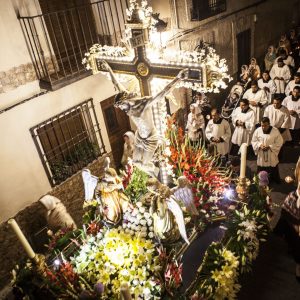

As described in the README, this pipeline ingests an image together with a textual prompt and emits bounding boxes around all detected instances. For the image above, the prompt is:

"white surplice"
[231,107,255,146]
[275,55,295,68]
[205,118,231,155]
[243,88,268,124]
[263,104,292,142]
[257,78,277,103]
[282,96,300,129]
[285,80,300,96]
[270,64,291,94]
[251,127,283,167]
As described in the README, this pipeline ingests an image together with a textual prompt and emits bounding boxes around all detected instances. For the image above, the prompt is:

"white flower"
[164,146,172,157]
[139,207,146,214]
[140,219,147,226]
[133,279,139,285]
[148,232,154,238]
[147,219,153,226]
[136,202,143,208]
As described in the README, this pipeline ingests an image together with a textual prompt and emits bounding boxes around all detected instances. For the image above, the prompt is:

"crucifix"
[86,1,204,177]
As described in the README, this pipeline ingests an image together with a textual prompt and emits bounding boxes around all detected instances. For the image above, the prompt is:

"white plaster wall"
[0,73,115,222]
[0,0,34,71]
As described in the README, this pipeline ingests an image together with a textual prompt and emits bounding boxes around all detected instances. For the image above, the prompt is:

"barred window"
[191,0,226,21]
[31,99,106,186]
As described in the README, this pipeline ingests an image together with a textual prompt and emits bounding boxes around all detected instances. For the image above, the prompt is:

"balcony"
[191,0,226,21]
[19,0,128,91]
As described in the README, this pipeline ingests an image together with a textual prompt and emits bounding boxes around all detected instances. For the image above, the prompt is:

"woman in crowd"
[264,45,277,71]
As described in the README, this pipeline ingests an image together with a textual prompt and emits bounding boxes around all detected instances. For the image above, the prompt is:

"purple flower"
[78,290,95,300]
[94,282,104,295]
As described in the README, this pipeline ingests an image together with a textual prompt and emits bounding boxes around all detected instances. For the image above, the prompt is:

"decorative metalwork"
[191,0,227,21]
[18,0,128,90]
[30,99,106,186]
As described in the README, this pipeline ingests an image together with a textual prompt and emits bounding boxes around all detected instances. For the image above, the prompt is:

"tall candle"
[240,143,248,179]
[8,218,36,259]
[120,282,132,300]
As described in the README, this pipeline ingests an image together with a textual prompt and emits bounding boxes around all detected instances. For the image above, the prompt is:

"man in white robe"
[231,99,255,156]
[285,72,300,96]
[258,70,277,104]
[205,108,231,158]
[275,49,295,69]
[264,96,292,143]
[252,117,283,183]
[243,80,268,126]
[282,86,300,144]
[270,58,291,95]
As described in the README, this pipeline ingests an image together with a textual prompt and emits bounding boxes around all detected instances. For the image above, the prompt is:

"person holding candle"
[251,117,283,184]
[231,99,256,156]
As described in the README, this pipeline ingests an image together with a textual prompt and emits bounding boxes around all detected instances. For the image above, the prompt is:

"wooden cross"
[91,46,202,97]
[88,15,203,98]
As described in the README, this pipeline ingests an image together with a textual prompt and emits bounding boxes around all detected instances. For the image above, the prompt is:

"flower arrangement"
[225,205,268,273]
[124,166,149,201]
[192,243,241,300]
[122,201,154,239]
[188,180,271,299]
[165,117,231,211]
[71,228,162,299]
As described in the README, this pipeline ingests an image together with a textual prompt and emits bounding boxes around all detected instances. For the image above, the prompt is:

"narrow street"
[239,145,300,299]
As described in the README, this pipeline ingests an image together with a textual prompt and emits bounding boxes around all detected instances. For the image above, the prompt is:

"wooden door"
[101,96,131,168]
[237,29,251,74]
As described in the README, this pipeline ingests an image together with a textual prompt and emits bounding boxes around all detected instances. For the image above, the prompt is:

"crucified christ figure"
[100,60,188,171]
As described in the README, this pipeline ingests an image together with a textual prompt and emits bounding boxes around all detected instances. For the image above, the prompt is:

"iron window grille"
[191,0,226,21]
[31,98,106,186]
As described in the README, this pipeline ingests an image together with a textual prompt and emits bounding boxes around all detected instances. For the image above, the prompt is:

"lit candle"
[8,218,36,259]
[240,143,248,179]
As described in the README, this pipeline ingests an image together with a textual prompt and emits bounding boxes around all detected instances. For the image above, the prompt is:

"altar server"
[252,117,283,183]
[231,99,255,156]
[285,72,300,96]
[205,108,231,157]
[270,58,291,95]
[258,70,277,104]
[282,86,300,144]
[264,96,292,143]
[243,80,268,125]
